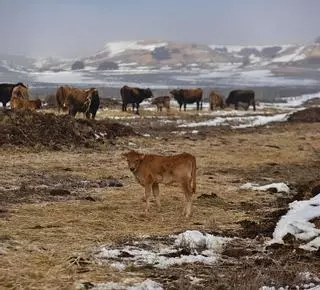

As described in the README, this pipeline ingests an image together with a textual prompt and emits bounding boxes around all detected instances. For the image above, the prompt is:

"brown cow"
[122,150,196,217]
[151,96,170,112]
[11,96,42,110]
[209,90,224,110]
[11,84,30,100]
[170,88,203,111]
[56,86,100,119]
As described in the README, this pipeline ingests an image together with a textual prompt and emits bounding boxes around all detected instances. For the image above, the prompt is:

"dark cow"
[56,86,100,119]
[170,88,203,111]
[120,85,153,114]
[151,96,170,112]
[0,83,29,108]
[209,90,224,110]
[226,89,256,111]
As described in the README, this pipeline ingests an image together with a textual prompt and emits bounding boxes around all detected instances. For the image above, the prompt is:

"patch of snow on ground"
[96,230,230,270]
[179,113,288,129]
[279,92,320,107]
[81,279,163,290]
[268,194,320,251]
[240,182,290,193]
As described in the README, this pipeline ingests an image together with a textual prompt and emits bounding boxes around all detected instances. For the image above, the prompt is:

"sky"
[0,0,319,58]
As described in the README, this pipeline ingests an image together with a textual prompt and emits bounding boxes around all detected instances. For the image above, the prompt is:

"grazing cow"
[209,90,224,110]
[226,89,256,111]
[120,85,153,114]
[11,97,42,110]
[122,150,196,217]
[151,96,170,112]
[170,88,203,111]
[0,83,29,108]
[56,86,100,119]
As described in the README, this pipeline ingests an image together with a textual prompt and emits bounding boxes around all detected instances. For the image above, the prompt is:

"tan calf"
[122,150,196,217]
[11,97,42,110]
[151,96,170,112]
[209,90,224,110]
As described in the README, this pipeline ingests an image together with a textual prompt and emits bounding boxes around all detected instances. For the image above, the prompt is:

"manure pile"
[0,109,135,148]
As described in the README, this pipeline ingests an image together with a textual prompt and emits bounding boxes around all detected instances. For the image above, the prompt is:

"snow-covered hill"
[1,38,320,74]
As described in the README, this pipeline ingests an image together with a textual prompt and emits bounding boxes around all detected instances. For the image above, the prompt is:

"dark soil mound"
[288,107,320,122]
[0,109,135,148]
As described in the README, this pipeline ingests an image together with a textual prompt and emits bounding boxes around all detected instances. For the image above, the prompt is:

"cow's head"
[12,84,30,100]
[122,150,145,173]
[225,97,231,107]
[145,88,153,99]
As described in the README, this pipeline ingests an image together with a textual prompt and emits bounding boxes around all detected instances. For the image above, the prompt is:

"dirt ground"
[0,108,320,289]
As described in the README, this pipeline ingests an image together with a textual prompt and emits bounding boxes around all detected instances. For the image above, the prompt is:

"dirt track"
[0,108,320,289]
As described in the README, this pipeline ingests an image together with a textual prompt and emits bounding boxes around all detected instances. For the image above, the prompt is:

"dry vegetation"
[0,107,320,289]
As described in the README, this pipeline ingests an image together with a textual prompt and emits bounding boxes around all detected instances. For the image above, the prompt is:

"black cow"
[226,89,256,111]
[0,82,27,108]
[170,88,203,111]
[120,85,153,114]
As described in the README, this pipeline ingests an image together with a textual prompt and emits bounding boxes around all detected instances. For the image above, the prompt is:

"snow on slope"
[104,41,168,57]
[272,46,306,63]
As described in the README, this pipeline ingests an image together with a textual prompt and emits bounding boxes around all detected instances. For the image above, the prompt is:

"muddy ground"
[0,108,320,289]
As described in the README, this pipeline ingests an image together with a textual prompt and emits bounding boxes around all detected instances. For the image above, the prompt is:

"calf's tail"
[191,157,196,194]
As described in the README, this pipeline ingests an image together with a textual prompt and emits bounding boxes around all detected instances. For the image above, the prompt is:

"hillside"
[1,38,320,74]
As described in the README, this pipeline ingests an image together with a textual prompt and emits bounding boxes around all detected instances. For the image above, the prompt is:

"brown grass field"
[0,107,320,289]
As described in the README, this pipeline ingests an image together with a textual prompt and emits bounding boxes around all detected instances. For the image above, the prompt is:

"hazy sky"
[0,0,319,58]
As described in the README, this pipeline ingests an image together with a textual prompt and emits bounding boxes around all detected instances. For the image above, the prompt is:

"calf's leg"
[152,183,161,211]
[181,179,193,218]
[144,183,152,215]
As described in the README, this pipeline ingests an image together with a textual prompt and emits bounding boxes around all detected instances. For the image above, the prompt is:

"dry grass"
[0,121,319,289]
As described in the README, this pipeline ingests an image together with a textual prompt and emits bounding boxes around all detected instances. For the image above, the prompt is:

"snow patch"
[96,231,230,270]
[272,46,306,63]
[179,113,288,129]
[104,41,168,58]
[240,182,290,193]
[268,194,320,250]
[79,279,163,290]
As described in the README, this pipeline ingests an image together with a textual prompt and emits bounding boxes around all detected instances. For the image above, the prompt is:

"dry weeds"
[0,110,319,289]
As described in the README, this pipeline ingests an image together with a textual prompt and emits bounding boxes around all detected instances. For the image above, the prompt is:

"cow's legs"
[252,100,256,111]
[152,183,161,211]
[183,103,187,111]
[196,101,200,110]
[122,103,127,111]
[234,102,239,110]
[2,101,6,108]
[69,106,77,117]
[136,103,140,115]
[144,183,152,215]
[179,104,182,111]
[181,179,193,218]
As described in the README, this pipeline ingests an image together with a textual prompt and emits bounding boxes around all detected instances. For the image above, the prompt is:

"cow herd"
[0,82,256,120]
[119,86,256,114]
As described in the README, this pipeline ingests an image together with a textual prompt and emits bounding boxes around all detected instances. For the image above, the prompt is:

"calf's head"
[122,150,145,173]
